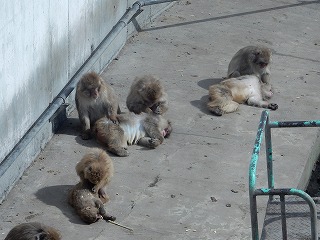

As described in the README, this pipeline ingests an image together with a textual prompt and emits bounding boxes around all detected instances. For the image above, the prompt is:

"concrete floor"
[1,0,320,239]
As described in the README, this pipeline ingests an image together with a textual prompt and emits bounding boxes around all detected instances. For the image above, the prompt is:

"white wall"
[0,0,173,201]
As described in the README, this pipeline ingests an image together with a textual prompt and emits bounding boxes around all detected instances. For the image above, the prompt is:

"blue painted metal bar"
[249,110,320,239]
[280,195,287,240]
[264,115,274,200]
[269,120,320,128]
[249,110,269,240]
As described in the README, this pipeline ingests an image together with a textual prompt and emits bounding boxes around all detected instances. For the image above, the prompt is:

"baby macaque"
[93,112,172,157]
[76,149,113,203]
[126,75,168,115]
[68,181,116,224]
[4,222,61,240]
[207,75,278,116]
[75,72,121,139]
[227,45,273,98]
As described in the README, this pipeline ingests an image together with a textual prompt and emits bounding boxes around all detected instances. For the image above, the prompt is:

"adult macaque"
[68,181,116,224]
[227,45,273,98]
[126,75,168,115]
[4,222,61,240]
[93,112,172,157]
[75,72,120,139]
[207,75,278,116]
[76,149,113,203]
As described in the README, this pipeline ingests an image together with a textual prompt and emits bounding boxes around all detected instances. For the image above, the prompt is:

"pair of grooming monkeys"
[207,45,278,115]
[4,45,277,239]
[4,149,115,240]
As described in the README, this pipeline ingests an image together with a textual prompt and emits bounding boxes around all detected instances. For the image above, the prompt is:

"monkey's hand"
[109,115,119,124]
[268,103,278,111]
[81,129,91,140]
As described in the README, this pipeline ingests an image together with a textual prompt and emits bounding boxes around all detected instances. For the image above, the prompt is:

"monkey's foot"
[209,107,223,116]
[268,103,278,110]
[111,148,129,157]
[148,138,161,148]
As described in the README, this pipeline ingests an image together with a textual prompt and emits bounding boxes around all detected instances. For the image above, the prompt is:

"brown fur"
[93,112,172,157]
[76,149,113,203]
[207,75,278,116]
[4,222,61,240]
[68,181,116,224]
[75,72,120,139]
[227,45,273,98]
[126,75,168,115]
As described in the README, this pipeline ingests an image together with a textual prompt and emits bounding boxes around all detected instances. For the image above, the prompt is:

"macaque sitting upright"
[227,45,273,99]
[76,149,114,203]
[126,75,168,115]
[75,72,121,139]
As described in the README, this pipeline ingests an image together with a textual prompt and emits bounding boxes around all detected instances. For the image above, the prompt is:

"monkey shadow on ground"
[197,77,224,90]
[190,78,224,115]
[56,117,102,148]
[35,185,87,225]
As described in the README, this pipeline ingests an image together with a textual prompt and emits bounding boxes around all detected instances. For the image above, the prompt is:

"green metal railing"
[249,110,320,240]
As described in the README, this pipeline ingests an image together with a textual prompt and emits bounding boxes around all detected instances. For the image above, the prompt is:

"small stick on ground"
[107,220,134,231]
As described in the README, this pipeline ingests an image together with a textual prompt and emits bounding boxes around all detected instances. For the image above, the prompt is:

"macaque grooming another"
[68,181,116,224]
[227,45,273,98]
[76,149,113,203]
[93,112,172,157]
[4,222,61,240]
[126,75,168,115]
[207,75,278,116]
[76,72,120,139]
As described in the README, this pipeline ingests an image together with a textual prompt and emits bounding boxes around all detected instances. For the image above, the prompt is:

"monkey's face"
[253,49,271,69]
[79,207,101,224]
[162,121,172,138]
[84,164,102,184]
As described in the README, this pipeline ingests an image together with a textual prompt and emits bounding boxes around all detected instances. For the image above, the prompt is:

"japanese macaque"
[227,45,273,98]
[93,112,172,157]
[76,149,113,203]
[75,72,121,140]
[207,75,278,116]
[68,181,116,224]
[4,222,61,240]
[126,75,168,115]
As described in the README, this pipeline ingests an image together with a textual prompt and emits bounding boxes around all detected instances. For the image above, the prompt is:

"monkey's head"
[141,82,163,103]
[251,47,271,69]
[84,163,104,184]
[79,72,102,99]
[162,120,172,138]
[78,207,102,224]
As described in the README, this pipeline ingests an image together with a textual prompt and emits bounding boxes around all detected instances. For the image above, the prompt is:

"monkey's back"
[68,183,97,209]
[4,222,61,240]
[222,75,261,103]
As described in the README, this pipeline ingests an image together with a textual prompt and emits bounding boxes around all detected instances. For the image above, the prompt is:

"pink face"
[161,127,171,138]
[90,87,99,99]
[259,62,268,68]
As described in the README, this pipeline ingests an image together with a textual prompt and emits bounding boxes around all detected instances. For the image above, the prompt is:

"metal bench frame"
[249,110,320,239]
